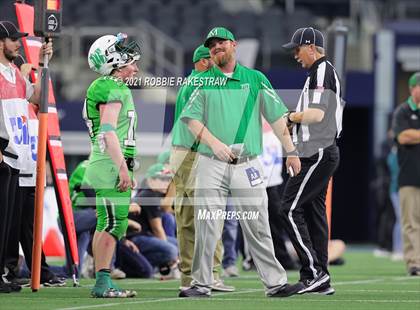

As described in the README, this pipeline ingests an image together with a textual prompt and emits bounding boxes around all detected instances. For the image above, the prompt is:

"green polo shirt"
[180,63,288,156]
[171,70,200,150]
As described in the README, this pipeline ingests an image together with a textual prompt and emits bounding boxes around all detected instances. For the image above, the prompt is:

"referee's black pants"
[280,144,339,282]
[5,186,53,281]
[267,185,297,269]
[0,161,19,279]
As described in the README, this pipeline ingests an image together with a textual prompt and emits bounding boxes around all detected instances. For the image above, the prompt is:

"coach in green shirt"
[172,46,210,150]
[182,63,288,157]
[179,27,302,298]
[170,45,232,292]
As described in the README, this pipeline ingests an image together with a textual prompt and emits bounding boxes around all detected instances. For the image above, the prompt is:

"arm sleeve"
[180,88,205,124]
[259,74,288,123]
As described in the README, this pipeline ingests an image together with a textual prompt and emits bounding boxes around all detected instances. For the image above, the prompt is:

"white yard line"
[341,289,420,293]
[55,276,420,310]
[208,298,420,303]
[56,289,262,310]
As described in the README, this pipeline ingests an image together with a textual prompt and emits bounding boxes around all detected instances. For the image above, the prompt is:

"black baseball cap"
[282,27,324,50]
[0,21,28,39]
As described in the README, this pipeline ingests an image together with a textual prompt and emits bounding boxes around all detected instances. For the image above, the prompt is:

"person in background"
[386,133,403,261]
[392,72,420,276]
[128,163,180,279]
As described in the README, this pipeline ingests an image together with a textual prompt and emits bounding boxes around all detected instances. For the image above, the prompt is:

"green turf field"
[2,248,419,310]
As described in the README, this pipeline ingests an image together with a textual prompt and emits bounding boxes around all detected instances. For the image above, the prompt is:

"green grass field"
[2,248,419,310]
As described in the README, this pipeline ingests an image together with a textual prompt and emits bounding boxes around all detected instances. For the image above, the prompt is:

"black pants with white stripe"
[280,144,339,281]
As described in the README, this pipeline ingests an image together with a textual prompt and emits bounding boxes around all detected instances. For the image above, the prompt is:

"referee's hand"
[286,156,301,176]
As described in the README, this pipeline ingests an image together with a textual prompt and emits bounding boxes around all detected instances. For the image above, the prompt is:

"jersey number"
[124,110,136,147]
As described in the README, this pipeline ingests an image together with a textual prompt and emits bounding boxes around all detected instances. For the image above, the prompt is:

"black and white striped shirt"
[292,56,344,157]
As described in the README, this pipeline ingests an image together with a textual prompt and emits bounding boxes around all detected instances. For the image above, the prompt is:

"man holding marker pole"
[5,54,65,289]
[0,20,52,293]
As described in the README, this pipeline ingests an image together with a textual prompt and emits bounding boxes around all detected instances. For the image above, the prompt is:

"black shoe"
[329,258,345,266]
[408,267,420,276]
[8,277,30,286]
[242,258,256,271]
[311,282,335,295]
[42,276,66,287]
[298,271,330,294]
[267,282,305,297]
[178,286,210,298]
[0,282,11,294]
[7,282,22,292]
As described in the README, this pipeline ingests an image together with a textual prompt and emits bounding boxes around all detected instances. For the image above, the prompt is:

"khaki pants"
[170,147,223,287]
[399,186,420,269]
[191,155,287,293]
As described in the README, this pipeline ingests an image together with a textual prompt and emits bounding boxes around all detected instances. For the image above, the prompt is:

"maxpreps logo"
[9,115,37,161]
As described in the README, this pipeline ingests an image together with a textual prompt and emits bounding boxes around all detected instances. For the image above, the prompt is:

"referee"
[281,27,344,295]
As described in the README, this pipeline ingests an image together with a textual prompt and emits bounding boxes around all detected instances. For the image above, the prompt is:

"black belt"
[203,154,256,165]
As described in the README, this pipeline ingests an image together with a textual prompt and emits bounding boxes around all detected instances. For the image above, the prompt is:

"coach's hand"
[211,140,236,162]
[286,155,301,176]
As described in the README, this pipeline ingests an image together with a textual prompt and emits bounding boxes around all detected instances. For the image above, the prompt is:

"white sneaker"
[210,279,235,292]
[111,268,126,280]
[81,254,95,279]
[391,252,404,261]
[222,265,239,277]
[373,248,391,258]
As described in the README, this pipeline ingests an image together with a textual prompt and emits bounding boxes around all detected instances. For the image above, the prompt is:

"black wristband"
[38,62,44,67]
[285,149,298,156]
